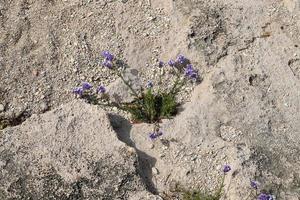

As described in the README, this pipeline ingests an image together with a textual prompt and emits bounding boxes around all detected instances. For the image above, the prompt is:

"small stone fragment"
[152,167,159,175]
[39,102,48,113]
[191,155,197,161]
[0,104,5,112]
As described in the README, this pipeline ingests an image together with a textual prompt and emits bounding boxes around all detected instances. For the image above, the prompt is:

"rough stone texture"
[113,0,300,199]
[1,0,300,199]
[0,100,158,199]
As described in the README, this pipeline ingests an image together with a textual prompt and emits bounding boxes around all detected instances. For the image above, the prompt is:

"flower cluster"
[102,50,114,69]
[185,64,198,80]
[250,180,259,190]
[258,193,275,200]
[158,54,199,81]
[168,59,176,67]
[176,54,187,64]
[73,82,106,97]
[97,85,106,94]
[249,180,275,200]
[149,130,163,140]
[73,82,92,96]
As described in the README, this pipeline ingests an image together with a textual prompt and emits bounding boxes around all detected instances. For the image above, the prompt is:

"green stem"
[153,122,160,132]
[170,74,181,94]
[170,78,186,95]
[116,71,140,99]
[156,68,163,95]
[215,174,225,198]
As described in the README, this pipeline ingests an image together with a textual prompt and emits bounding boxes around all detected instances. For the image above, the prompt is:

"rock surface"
[0,100,158,199]
[0,0,300,199]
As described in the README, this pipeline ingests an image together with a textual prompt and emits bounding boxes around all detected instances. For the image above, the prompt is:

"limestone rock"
[0,100,154,199]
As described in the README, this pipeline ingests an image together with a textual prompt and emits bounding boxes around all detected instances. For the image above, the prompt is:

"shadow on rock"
[108,113,158,194]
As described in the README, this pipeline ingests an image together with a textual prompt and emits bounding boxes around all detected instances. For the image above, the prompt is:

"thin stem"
[95,100,126,110]
[215,174,225,198]
[156,68,163,95]
[116,71,140,99]
[153,122,160,132]
[170,73,181,94]
[170,77,187,95]
[245,190,255,200]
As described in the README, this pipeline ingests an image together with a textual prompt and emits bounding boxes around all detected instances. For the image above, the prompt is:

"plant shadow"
[108,113,158,195]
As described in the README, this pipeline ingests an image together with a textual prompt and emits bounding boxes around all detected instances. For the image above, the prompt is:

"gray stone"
[0,100,155,199]
[0,104,4,112]
[38,102,48,113]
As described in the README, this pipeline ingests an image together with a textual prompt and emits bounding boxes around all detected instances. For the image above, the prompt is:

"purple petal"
[158,61,164,68]
[146,81,153,88]
[73,87,84,96]
[250,180,259,189]
[82,82,92,90]
[176,54,186,64]
[223,165,231,173]
[102,60,113,68]
[101,50,114,61]
[97,85,106,94]
[168,59,176,67]
[184,64,198,80]
[149,130,163,140]
[257,193,274,200]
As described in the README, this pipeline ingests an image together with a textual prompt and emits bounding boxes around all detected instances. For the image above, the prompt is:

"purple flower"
[101,50,114,61]
[258,193,275,200]
[102,59,113,68]
[158,61,164,68]
[223,165,231,173]
[168,59,176,67]
[82,82,92,90]
[149,131,163,140]
[251,180,259,189]
[176,54,186,64]
[149,133,157,140]
[73,87,84,96]
[184,64,198,80]
[97,85,106,94]
[146,81,153,88]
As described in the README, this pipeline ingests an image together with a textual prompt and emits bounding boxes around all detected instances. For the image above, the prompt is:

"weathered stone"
[0,104,4,112]
[0,100,154,199]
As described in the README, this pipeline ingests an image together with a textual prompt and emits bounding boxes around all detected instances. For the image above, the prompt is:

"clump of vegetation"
[178,165,231,200]
[249,180,276,200]
[73,51,199,139]
[168,165,276,200]
[182,190,222,200]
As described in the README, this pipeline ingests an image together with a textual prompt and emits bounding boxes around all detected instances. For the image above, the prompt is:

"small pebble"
[32,69,39,77]
[0,104,4,112]
[39,102,48,113]
[159,153,165,158]
[152,167,159,175]
[191,155,197,161]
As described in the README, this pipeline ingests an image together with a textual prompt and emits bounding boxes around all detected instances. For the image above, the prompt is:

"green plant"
[182,190,222,200]
[73,51,199,139]
[176,165,232,200]
[181,177,224,200]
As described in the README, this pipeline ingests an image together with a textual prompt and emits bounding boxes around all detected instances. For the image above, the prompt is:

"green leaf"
[160,93,177,118]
